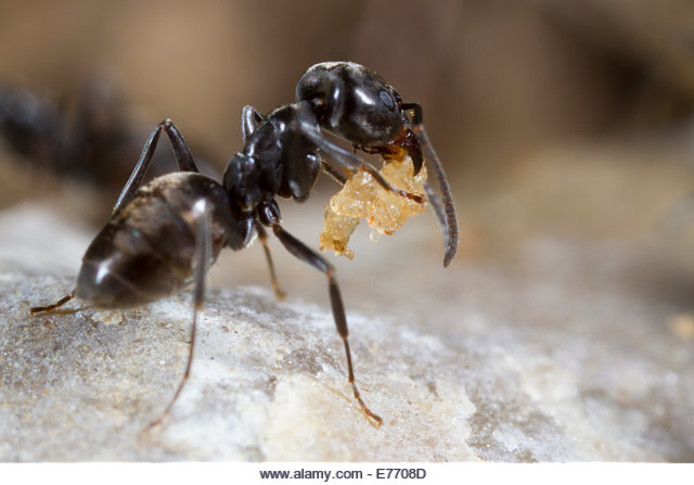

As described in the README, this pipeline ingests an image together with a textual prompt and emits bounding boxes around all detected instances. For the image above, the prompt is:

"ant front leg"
[320,160,348,186]
[297,121,424,205]
[114,119,200,213]
[258,203,382,426]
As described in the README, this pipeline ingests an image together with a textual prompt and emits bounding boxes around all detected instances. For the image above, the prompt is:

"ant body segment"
[30,62,458,429]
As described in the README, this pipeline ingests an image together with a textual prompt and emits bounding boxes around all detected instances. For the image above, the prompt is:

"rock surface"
[0,194,693,462]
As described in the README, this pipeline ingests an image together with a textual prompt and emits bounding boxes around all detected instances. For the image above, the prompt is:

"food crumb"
[320,154,428,258]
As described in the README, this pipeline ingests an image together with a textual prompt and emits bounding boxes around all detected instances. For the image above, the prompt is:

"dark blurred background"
[1,0,694,279]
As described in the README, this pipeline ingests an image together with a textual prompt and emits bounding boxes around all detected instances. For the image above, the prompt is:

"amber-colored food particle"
[320,206,361,259]
[319,154,428,258]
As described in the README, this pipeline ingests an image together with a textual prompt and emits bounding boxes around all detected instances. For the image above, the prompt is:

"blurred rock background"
[0,0,693,461]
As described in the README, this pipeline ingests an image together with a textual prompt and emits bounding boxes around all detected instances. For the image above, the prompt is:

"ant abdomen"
[76,172,229,307]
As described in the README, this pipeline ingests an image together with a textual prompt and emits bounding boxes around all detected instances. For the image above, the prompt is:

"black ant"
[0,80,210,195]
[30,61,458,429]
[0,81,141,188]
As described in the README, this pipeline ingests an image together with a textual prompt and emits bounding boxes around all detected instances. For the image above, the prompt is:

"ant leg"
[297,122,424,204]
[146,199,212,431]
[402,103,459,268]
[32,121,203,317]
[320,160,348,186]
[30,291,75,314]
[270,220,383,427]
[114,119,200,213]
[256,223,286,299]
[241,105,265,143]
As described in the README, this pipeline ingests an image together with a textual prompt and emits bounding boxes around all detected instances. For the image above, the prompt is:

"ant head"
[296,62,405,147]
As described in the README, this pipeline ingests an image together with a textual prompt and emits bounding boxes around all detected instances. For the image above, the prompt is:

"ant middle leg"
[268,217,383,427]
[256,223,286,300]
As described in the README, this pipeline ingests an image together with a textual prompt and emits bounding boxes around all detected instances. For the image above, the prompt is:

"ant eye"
[378,90,396,111]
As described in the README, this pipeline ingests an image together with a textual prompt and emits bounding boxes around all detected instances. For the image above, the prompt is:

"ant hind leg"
[145,199,212,431]
[113,119,200,213]
[30,291,76,314]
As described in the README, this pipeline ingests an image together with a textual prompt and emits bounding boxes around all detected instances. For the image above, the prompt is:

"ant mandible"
[30,61,459,429]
